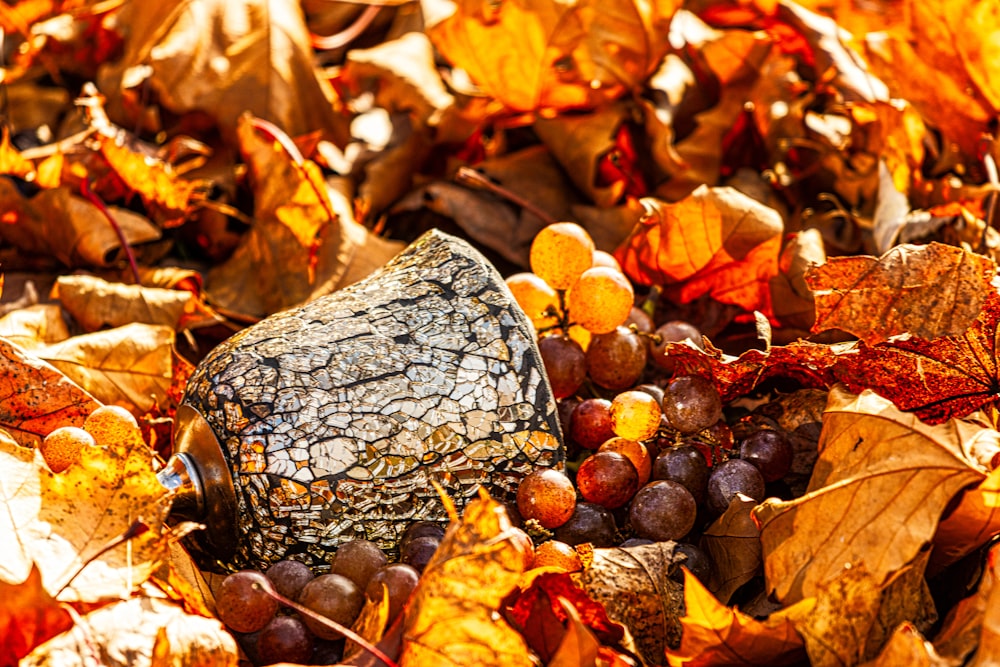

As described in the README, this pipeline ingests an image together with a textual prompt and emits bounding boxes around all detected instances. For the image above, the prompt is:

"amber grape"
[566,266,635,334]
[517,469,577,529]
[598,437,651,485]
[506,272,561,330]
[40,426,94,473]
[610,390,662,442]
[576,451,639,509]
[530,222,595,290]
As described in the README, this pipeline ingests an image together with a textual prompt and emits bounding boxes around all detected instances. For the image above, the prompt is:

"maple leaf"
[831,289,1000,424]
[614,186,784,317]
[423,0,682,113]
[0,304,71,350]
[0,564,73,666]
[666,569,805,667]
[807,242,996,345]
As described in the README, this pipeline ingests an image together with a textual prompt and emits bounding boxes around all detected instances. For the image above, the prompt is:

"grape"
[739,429,793,482]
[505,272,561,330]
[40,426,94,473]
[569,398,615,450]
[329,539,388,590]
[400,520,446,550]
[83,405,141,447]
[610,390,662,442]
[530,222,595,289]
[401,535,440,573]
[517,469,577,529]
[635,383,665,405]
[652,444,709,505]
[297,574,364,640]
[592,249,623,272]
[650,321,703,371]
[621,537,654,548]
[538,334,586,399]
[554,502,618,547]
[662,375,723,434]
[258,615,314,665]
[672,542,713,585]
[566,266,635,334]
[264,559,314,602]
[706,459,766,515]
[598,437,651,485]
[533,540,583,571]
[586,326,647,391]
[366,563,420,623]
[629,480,697,541]
[576,451,639,509]
[625,306,654,334]
[216,571,279,634]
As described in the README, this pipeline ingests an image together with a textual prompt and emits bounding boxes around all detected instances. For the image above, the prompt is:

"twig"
[80,178,142,284]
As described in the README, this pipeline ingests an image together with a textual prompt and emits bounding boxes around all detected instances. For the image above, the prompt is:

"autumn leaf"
[930,464,1000,574]
[0,125,35,178]
[933,542,1000,666]
[0,304,71,350]
[860,621,950,667]
[400,488,533,666]
[423,0,682,113]
[0,564,73,666]
[666,569,806,667]
[0,338,100,447]
[807,242,996,345]
[756,387,998,605]
[614,186,784,317]
[701,493,761,605]
[831,289,1000,424]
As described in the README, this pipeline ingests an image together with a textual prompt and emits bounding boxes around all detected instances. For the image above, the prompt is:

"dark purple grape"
[297,574,364,640]
[620,537,654,548]
[400,520,446,552]
[401,535,440,573]
[366,563,420,623]
[652,444,710,505]
[258,615,314,665]
[629,480,697,542]
[650,321,703,371]
[662,375,723,434]
[264,559,314,602]
[570,398,616,450]
[739,429,793,482]
[554,502,618,547]
[707,459,765,515]
[216,570,279,634]
[539,334,587,398]
[672,542,712,584]
[329,539,388,590]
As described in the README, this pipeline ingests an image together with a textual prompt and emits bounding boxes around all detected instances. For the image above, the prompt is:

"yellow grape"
[84,405,142,449]
[566,266,634,334]
[505,272,561,330]
[41,426,95,473]
[609,390,662,442]
[529,222,595,290]
[591,250,622,272]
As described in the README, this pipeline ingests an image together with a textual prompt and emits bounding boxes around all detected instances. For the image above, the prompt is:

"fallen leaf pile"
[5,0,1000,665]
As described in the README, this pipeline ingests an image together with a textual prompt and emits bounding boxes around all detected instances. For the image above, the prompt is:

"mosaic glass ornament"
[160,230,564,571]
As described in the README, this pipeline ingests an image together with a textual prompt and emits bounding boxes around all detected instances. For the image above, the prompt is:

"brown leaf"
[756,387,993,605]
[615,186,784,316]
[343,583,391,662]
[665,569,805,667]
[207,114,403,317]
[701,493,761,605]
[22,595,237,667]
[859,622,950,667]
[0,303,71,349]
[52,275,220,333]
[400,488,533,666]
[769,228,825,332]
[96,0,348,144]
[0,181,161,269]
[424,0,681,113]
[930,465,1000,574]
[807,243,996,345]
[34,323,181,415]
[933,543,1000,665]
[0,339,100,447]
[572,542,685,665]
[0,563,74,665]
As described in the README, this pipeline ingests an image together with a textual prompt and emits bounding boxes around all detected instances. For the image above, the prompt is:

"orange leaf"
[807,243,996,345]
[0,126,35,179]
[0,564,73,665]
[666,569,805,667]
[615,186,783,316]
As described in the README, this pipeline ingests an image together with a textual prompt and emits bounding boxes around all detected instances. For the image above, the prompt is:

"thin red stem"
[80,179,142,284]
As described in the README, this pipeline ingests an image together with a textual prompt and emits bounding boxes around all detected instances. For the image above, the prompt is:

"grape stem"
[252,578,401,667]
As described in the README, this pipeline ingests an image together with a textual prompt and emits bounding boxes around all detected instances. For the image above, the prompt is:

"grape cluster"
[507,221,800,589]
[215,526,434,666]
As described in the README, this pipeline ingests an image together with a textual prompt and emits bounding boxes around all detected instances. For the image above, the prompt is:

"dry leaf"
[756,386,995,605]
[52,275,219,333]
[34,323,181,415]
[343,584,391,662]
[0,563,74,666]
[0,303,71,349]
[615,186,784,316]
[423,0,681,113]
[700,493,761,605]
[934,543,1000,665]
[859,622,950,667]
[572,542,685,665]
[22,595,237,667]
[97,0,348,144]
[807,243,996,345]
[0,338,100,447]
[0,182,162,269]
[665,569,805,667]
[547,597,602,667]
[930,465,1000,573]
[400,488,533,666]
